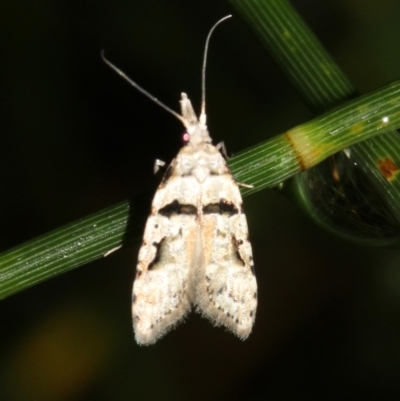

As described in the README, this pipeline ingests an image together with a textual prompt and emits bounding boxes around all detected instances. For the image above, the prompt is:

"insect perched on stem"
[102,15,257,345]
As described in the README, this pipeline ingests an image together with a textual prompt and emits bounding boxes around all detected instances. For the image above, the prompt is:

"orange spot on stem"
[284,132,306,171]
[378,158,399,181]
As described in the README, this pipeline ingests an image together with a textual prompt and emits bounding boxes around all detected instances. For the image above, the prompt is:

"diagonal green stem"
[233,80,400,196]
[229,0,356,108]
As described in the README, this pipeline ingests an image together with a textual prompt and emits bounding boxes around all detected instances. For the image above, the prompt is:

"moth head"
[180,93,211,146]
[179,15,231,146]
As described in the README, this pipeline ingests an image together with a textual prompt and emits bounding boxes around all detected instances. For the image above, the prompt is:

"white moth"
[102,15,257,345]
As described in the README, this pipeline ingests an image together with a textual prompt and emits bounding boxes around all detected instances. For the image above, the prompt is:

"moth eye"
[182,132,190,143]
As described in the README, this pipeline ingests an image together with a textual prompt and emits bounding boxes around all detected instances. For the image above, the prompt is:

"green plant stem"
[233,80,400,195]
[2,78,400,299]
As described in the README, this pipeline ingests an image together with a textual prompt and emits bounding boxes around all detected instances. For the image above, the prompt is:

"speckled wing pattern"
[132,94,257,345]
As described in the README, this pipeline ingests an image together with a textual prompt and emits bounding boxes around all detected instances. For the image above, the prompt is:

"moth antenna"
[101,50,187,125]
[200,15,232,125]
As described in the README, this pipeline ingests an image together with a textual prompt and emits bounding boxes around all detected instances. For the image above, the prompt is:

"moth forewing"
[133,210,195,345]
[195,170,256,339]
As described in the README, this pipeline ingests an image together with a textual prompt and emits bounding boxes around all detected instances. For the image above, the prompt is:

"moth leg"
[237,182,254,189]
[103,245,122,257]
[154,159,166,174]
[216,141,229,159]
[216,142,253,188]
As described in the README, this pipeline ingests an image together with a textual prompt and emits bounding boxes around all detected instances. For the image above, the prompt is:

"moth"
[102,16,257,345]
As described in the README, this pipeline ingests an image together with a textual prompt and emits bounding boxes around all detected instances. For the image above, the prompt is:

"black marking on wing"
[158,200,197,217]
[231,234,246,267]
[148,238,166,270]
[202,199,240,216]
[218,285,227,295]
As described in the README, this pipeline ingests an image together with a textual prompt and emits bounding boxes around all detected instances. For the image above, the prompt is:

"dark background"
[1,0,400,400]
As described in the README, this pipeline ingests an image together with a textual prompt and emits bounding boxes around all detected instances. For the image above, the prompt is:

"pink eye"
[182,132,190,143]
